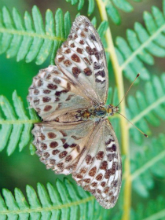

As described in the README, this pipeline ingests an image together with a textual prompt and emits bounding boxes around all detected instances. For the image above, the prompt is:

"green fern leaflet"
[65,0,142,24]
[0,91,39,155]
[0,6,108,65]
[0,179,111,220]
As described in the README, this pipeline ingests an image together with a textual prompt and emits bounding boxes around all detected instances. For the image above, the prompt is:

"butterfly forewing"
[28,65,91,121]
[28,15,122,209]
[56,16,108,105]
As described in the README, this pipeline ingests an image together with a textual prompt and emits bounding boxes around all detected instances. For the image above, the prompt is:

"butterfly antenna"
[116,111,148,137]
[116,74,140,107]
[110,88,115,105]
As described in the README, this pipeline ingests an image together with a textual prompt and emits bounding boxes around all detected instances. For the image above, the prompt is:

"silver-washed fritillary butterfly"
[28,16,122,209]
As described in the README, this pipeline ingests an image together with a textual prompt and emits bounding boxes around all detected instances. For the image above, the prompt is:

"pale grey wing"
[33,118,121,209]
[55,15,108,105]
[32,120,96,175]
[28,65,91,121]
[72,119,122,209]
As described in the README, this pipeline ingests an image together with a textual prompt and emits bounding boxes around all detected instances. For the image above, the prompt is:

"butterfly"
[27,15,122,209]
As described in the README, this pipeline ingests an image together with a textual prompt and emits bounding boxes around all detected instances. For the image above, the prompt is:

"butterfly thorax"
[77,104,119,120]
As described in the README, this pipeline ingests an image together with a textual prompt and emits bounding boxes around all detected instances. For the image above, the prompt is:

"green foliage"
[0,6,71,65]
[116,3,165,82]
[65,0,141,24]
[105,0,136,24]
[0,6,108,65]
[65,0,95,16]
[0,91,39,155]
[131,134,165,197]
[0,179,110,220]
[127,74,165,144]
[131,196,165,220]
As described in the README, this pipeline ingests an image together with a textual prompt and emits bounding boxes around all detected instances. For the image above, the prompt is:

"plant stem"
[0,28,66,42]
[95,1,131,219]
[0,195,94,215]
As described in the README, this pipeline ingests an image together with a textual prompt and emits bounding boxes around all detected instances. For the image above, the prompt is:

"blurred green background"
[0,0,164,211]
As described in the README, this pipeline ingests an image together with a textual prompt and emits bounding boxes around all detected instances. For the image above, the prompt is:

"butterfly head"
[107,104,119,116]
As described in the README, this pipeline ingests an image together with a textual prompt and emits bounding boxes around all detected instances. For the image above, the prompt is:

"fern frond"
[0,6,71,65]
[0,91,39,155]
[66,0,141,24]
[91,16,97,27]
[0,6,109,65]
[0,179,111,219]
[97,21,108,58]
[65,0,95,16]
[132,196,165,220]
[130,134,165,198]
[126,74,165,144]
[116,0,165,81]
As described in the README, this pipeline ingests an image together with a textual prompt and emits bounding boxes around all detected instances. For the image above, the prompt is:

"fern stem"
[95,0,131,219]
[0,195,94,215]
[142,209,165,220]
[131,150,165,181]
[128,96,165,128]
[120,24,165,70]
[0,28,66,42]
[0,119,39,124]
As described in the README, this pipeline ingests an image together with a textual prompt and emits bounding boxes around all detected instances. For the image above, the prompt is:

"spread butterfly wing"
[28,15,121,209]
[33,118,122,209]
[28,65,91,121]
[73,119,122,209]
[32,120,96,174]
[55,16,108,105]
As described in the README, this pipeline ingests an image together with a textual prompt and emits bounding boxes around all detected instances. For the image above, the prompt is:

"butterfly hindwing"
[56,16,108,105]
[33,119,121,209]
[73,119,122,209]
[32,120,96,175]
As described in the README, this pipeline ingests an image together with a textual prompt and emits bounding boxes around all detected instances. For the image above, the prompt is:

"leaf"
[65,0,95,16]
[0,6,109,66]
[0,6,69,65]
[131,134,165,198]
[126,74,165,144]
[0,91,39,155]
[131,196,165,220]
[65,0,141,24]
[116,1,165,82]
[97,20,108,51]
[0,179,111,219]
